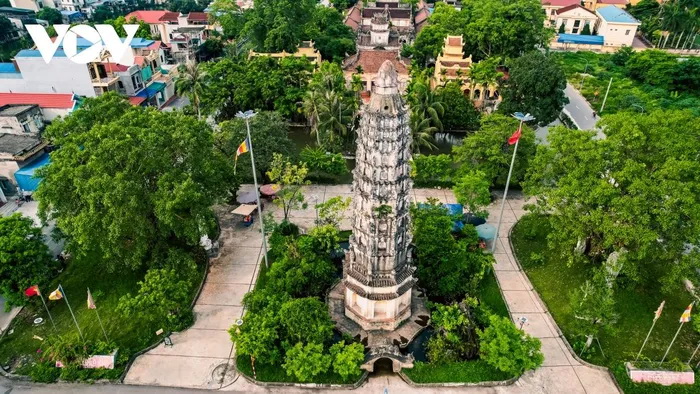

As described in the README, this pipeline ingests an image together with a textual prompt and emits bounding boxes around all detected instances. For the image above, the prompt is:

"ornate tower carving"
[343,60,416,331]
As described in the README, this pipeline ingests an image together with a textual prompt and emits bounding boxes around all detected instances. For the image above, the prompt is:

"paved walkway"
[119,186,620,392]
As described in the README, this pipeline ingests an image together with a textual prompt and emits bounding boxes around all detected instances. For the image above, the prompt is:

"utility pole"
[599,77,612,114]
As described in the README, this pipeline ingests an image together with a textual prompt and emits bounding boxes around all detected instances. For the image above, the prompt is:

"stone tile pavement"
[123,185,620,393]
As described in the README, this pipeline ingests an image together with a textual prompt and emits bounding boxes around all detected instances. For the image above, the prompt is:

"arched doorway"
[371,358,395,376]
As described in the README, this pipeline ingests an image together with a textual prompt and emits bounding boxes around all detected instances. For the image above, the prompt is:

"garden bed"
[511,213,700,393]
[236,354,363,385]
[401,360,515,385]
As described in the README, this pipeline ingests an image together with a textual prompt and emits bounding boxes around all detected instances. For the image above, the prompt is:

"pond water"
[401,327,434,362]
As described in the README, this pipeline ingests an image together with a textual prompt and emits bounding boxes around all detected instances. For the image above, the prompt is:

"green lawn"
[479,270,510,319]
[511,213,700,392]
[0,252,205,380]
[553,51,700,116]
[403,360,514,384]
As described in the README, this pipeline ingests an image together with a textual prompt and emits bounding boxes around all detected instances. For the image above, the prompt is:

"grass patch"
[0,251,206,379]
[403,360,514,384]
[512,213,700,390]
[479,270,510,318]
[553,51,700,116]
[236,354,362,384]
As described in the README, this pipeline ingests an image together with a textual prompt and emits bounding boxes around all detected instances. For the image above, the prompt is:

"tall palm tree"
[175,60,206,119]
[318,91,354,147]
[302,89,324,146]
[408,77,445,132]
[409,112,438,154]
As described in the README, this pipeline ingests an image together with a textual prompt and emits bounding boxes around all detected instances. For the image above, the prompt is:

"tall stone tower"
[343,60,417,331]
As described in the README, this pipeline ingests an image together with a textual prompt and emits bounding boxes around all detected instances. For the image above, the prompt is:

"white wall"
[555,9,598,34]
[0,56,96,97]
[9,0,41,11]
[598,20,638,47]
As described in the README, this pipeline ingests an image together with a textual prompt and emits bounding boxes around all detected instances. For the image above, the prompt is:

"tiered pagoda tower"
[342,60,417,331]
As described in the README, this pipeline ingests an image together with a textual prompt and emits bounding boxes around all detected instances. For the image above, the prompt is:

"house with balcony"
[553,4,598,34]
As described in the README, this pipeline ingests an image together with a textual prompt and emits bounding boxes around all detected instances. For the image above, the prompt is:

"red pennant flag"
[25,285,40,297]
[508,128,522,145]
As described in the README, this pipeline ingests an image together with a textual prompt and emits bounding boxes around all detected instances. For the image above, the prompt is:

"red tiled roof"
[126,10,179,24]
[362,8,410,19]
[134,56,146,66]
[187,12,208,21]
[128,96,146,106]
[556,4,597,15]
[102,62,129,72]
[146,40,163,50]
[540,0,579,7]
[344,50,408,74]
[0,93,76,109]
[415,8,430,25]
[344,6,362,31]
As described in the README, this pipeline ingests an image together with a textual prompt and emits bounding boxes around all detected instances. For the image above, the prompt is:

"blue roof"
[135,81,166,98]
[14,153,50,192]
[58,37,155,49]
[557,34,605,45]
[597,6,639,24]
[60,10,82,15]
[16,49,67,58]
[0,63,18,73]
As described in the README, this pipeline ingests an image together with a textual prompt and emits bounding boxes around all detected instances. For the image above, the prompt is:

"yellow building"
[583,0,627,11]
[432,36,501,109]
[248,41,322,65]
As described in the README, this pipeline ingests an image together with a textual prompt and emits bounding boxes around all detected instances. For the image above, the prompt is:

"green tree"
[267,154,310,222]
[167,0,206,13]
[216,111,294,182]
[315,196,351,227]
[453,171,491,218]
[117,250,199,331]
[478,314,544,376]
[498,51,568,125]
[36,8,62,24]
[410,154,453,187]
[435,82,480,131]
[453,114,536,187]
[37,94,231,271]
[283,342,331,382]
[625,49,678,88]
[427,300,481,363]
[318,91,355,150]
[299,147,348,178]
[409,113,439,154]
[0,214,56,308]
[242,0,317,52]
[307,7,356,62]
[411,200,492,299]
[278,297,334,346]
[558,22,566,34]
[329,342,364,380]
[524,110,700,285]
[569,269,617,351]
[407,74,445,132]
[208,0,246,38]
[409,3,467,66]
[0,16,15,41]
[175,60,206,119]
[105,16,152,40]
[229,304,282,377]
[580,23,591,35]
[91,5,115,23]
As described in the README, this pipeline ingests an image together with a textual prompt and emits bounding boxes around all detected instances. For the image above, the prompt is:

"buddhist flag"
[235,138,250,159]
[25,285,40,297]
[48,288,63,301]
[87,289,96,310]
[680,303,693,323]
[654,301,665,321]
[508,127,522,145]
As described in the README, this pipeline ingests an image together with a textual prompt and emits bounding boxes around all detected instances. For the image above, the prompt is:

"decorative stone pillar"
[343,60,417,331]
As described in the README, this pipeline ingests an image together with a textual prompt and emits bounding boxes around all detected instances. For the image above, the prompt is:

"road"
[537,83,605,144]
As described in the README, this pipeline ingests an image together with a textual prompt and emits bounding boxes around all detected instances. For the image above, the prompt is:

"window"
[574,20,581,28]
[625,30,631,35]
[550,9,556,15]
[22,122,31,133]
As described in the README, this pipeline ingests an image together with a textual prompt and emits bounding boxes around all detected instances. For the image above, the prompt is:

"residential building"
[541,0,580,27]
[0,51,96,97]
[595,5,640,47]
[125,10,181,44]
[0,92,79,121]
[9,0,57,11]
[584,0,627,10]
[342,49,409,94]
[249,41,322,65]
[60,10,85,23]
[0,132,48,197]
[0,104,43,135]
[553,4,598,34]
[431,36,502,109]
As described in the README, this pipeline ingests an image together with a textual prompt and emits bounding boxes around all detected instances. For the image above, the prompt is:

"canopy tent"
[14,153,50,192]
[475,223,497,240]
[231,204,257,216]
[236,191,258,204]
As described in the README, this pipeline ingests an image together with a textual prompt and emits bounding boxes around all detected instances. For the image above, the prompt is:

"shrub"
[299,147,348,181]
[279,297,335,346]
[478,314,543,376]
[410,154,453,187]
[329,342,365,380]
[28,361,60,383]
[282,342,331,382]
[529,252,544,266]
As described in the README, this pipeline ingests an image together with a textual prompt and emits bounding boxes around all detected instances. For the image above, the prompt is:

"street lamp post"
[492,112,535,253]
[579,59,589,90]
[235,110,270,269]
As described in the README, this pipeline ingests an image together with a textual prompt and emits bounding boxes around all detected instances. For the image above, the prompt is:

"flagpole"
[38,292,57,330]
[492,112,534,253]
[635,318,658,362]
[59,284,84,342]
[659,322,684,365]
[688,340,700,365]
[237,110,269,269]
[88,288,109,342]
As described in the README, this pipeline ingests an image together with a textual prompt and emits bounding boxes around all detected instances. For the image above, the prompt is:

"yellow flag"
[680,303,693,323]
[48,288,63,301]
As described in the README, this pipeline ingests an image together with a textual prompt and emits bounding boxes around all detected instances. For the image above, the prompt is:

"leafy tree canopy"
[0,214,56,308]
[435,82,480,131]
[105,16,152,40]
[242,0,317,52]
[166,0,207,13]
[36,8,62,24]
[278,297,335,347]
[37,93,232,271]
[306,7,356,62]
[478,314,543,375]
[453,114,536,187]
[498,51,568,125]
[524,110,700,286]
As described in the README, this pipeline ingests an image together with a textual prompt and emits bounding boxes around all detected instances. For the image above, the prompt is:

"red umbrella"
[260,184,280,197]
